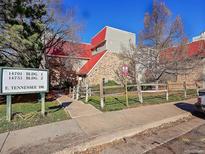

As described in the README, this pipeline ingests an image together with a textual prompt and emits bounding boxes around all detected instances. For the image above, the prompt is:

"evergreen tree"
[0,0,47,68]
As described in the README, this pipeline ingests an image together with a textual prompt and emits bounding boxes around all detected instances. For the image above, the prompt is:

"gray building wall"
[84,26,137,85]
[105,26,136,53]
[91,26,136,55]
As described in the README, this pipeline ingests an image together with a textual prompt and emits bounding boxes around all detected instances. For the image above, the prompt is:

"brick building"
[175,39,205,85]
[48,26,136,86]
[48,27,205,87]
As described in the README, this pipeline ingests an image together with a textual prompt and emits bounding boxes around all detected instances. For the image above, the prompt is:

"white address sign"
[0,68,49,95]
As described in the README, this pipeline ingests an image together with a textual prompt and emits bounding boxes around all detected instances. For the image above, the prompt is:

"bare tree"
[48,56,78,89]
[42,1,83,69]
[42,0,84,88]
[120,1,204,84]
[117,42,140,84]
[136,41,204,82]
[0,0,82,69]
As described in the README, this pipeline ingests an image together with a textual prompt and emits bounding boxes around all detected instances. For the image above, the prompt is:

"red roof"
[91,27,107,48]
[79,51,107,75]
[47,27,109,75]
[161,40,205,61]
[47,42,92,59]
[47,27,107,59]
[187,40,205,57]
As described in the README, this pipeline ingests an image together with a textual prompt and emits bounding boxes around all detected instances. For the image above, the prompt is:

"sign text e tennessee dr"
[0,67,49,121]
[0,68,48,95]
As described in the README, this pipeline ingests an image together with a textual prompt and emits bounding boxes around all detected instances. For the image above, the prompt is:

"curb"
[55,112,192,154]
[142,118,205,153]
[0,132,9,153]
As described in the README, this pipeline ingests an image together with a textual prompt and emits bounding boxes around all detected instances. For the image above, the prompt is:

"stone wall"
[168,66,204,89]
[177,66,203,83]
[84,52,205,87]
[85,51,122,85]
[167,81,198,90]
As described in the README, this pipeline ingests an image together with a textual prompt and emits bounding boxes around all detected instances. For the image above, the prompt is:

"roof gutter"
[47,54,91,60]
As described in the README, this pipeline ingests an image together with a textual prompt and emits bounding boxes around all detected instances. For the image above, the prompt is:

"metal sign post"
[6,95,12,121]
[41,93,45,116]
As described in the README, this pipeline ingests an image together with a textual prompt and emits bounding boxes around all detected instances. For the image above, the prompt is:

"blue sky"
[63,0,205,43]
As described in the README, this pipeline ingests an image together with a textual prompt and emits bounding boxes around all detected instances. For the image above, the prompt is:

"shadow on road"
[175,102,205,120]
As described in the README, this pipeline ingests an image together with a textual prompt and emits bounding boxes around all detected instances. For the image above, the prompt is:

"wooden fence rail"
[97,82,169,109]
[72,80,201,110]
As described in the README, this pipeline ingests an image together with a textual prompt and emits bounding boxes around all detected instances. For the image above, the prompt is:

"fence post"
[183,81,187,98]
[69,87,72,96]
[196,82,199,96]
[100,79,104,109]
[72,86,76,99]
[125,78,129,107]
[166,82,169,101]
[76,85,79,100]
[89,88,92,96]
[138,83,143,103]
[156,80,159,90]
[85,84,89,102]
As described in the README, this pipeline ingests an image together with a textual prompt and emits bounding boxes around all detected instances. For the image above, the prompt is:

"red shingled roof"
[47,42,92,59]
[79,51,107,75]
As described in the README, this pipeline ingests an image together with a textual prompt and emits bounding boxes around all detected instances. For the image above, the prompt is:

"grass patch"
[0,101,69,134]
[84,89,197,111]
[104,80,119,86]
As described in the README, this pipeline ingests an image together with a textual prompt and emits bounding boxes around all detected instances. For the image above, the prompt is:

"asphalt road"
[78,114,205,154]
[147,122,205,154]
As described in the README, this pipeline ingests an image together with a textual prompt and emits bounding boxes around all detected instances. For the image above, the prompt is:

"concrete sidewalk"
[57,95,102,118]
[0,98,197,154]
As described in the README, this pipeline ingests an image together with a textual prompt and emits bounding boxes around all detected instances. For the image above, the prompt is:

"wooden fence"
[70,85,91,102]
[99,82,169,109]
[70,80,201,110]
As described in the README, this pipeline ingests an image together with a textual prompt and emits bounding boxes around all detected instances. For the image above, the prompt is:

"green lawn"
[0,101,69,134]
[84,89,197,111]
